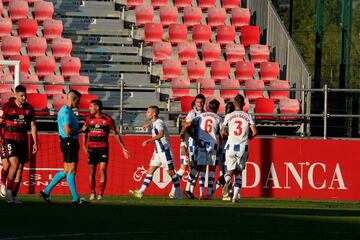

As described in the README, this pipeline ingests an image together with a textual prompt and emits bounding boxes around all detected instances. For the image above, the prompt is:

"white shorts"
[150,149,175,170]
[225,144,248,171]
[196,148,217,166]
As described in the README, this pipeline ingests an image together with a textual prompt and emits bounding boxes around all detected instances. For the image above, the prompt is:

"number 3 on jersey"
[234,120,243,136]
[204,119,213,133]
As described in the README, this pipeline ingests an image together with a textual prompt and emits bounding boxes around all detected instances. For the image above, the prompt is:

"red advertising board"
[4,134,359,200]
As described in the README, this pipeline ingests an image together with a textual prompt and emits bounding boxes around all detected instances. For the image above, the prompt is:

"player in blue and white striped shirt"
[130,106,181,199]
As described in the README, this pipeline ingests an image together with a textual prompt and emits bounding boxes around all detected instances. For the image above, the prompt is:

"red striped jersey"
[84,113,116,148]
[0,101,35,141]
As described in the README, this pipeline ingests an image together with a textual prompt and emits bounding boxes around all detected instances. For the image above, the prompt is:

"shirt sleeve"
[109,117,116,131]
[185,111,194,122]
[222,114,229,127]
[0,105,7,121]
[61,109,71,126]
[154,120,164,132]
[249,114,255,126]
[29,106,36,123]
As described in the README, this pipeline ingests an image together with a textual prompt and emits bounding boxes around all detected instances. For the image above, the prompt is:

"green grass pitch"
[0,195,359,240]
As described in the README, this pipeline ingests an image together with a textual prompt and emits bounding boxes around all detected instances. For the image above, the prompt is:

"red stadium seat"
[269,80,290,101]
[43,19,63,40]
[52,38,72,59]
[52,94,66,111]
[36,56,56,77]
[205,96,225,114]
[78,94,99,113]
[43,75,64,95]
[207,7,226,28]
[0,55,3,73]
[18,19,38,39]
[0,93,15,106]
[171,77,190,99]
[159,6,178,26]
[241,25,260,47]
[222,0,240,10]
[210,60,231,80]
[192,24,211,45]
[20,73,39,93]
[135,5,154,26]
[201,42,221,63]
[177,42,197,63]
[9,55,30,74]
[144,23,163,44]
[151,0,168,9]
[279,98,300,120]
[174,0,192,9]
[220,79,240,100]
[180,96,193,113]
[0,2,2,14]
[0,18,12,37]
[216,25,236,45]
[168,23,187,44]
[26,37,47,58]
[197,78,215,97]
[260,62,279,83]
[231,8,251,28]
[127,0,144,9]
[244,79,265,101]
[255,98,275,120]
[69,75,90,94]
[187,60,206,81]
[152,41,172,62]
[27,93,48,116]
[1,36,21,56]
[9,1,29,21]
[250,44,269,64]
[26,0,42,5]
[0,74,14,93]
[235,61,255,82]
[61,57,81,78]
[34,1,54,22]
[198,0,216,9]
[225,43,245,63]
[183,7,202,27]
[162,58,182,80]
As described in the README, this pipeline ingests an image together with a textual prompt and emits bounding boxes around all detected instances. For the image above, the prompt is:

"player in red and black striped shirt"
[0,85,38,203]
[82,99,129,200]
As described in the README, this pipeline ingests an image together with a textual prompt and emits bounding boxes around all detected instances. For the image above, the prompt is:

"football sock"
[139,174,153,193]
[6,177,14,191]
[224,173,232,183]
[99,180,106,195]
[207,171,215,196]
[215,175,225,191]
[90,182,95,194]
[66,173,80,201]
[1,169,7,185]
[171,174,180,192]
[44,171,66,195]
[199,171,206,197]
[185,169,197,191]
[233,175,242,200]
[12,181,20,197]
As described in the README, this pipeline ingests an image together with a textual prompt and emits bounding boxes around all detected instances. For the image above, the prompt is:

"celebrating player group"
[131,94,257,203]
[0,85,256,203]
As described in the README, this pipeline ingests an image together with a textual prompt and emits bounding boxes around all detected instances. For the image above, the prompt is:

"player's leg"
[232,169,241,203]
[0,158,9,197]
[130,165,157,199]
[206,150,217,198]
[5,156,19,203]
[184,148,199,198]
[11,163,24,203]
[222,151,236,199]
[197,148,207,199]
[169,151,189,198]
[232,145,248,203]
[98,162,107,200]
[88,163,97,200]
[164,149,181,198]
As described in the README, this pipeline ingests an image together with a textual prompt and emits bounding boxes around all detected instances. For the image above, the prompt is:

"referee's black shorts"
[60,137,80,163]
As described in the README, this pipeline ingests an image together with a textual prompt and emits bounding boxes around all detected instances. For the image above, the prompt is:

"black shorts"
[88,147,109,165]
[60,137,80,163]
[2,139,29,164]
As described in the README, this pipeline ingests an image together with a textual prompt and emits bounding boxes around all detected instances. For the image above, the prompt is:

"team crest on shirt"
[133,166,172,189]
[91,120,94,124]
[102,120,106,124]
[25,110,30,115]
[19,115,24,120]
[95,124,100,128]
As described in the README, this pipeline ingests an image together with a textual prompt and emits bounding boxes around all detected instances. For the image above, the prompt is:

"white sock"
[199,171,206,197]
[139,174,153,193]
[207,171,215,196]
[233,175,242,200]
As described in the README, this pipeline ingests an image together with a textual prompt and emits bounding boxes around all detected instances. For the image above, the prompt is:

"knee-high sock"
[12,181,21,197]
[185,168,197,191]
[233,175,242,200]
[170,169,185,193]
[215,175,225,191]
[190,173,198,193]
[224,173,232,183]
[139,174,153,193]
[171,174,180,193]
[43,171,66,195]
[67,173,80,201]
[199,171,206,197]
[99,180,106,195]
[207,171,215,196]
[1,169,8,185]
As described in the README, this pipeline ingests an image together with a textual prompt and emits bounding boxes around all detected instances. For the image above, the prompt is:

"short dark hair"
[15,85,26,93]
[91,99,103,110]
[148,105,159,116]
[225,101,235,114]
[68,90,82,98]
[208,99,220,112]
[194,94,205,102]
[234,94,245,108]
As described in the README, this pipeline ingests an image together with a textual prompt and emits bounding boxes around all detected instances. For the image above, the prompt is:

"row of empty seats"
[180,95,300,120]
[135,6,251,28]
[1,1,54,21]
[127,0,243,10]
